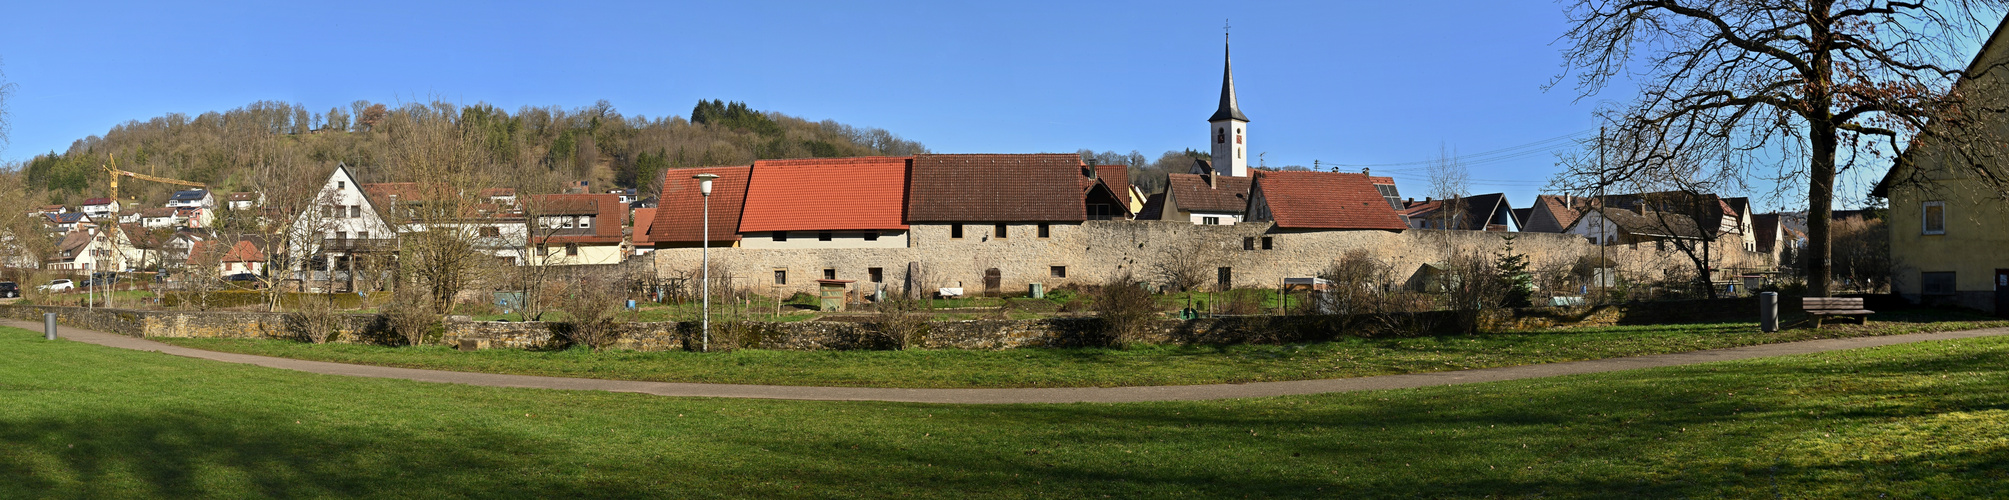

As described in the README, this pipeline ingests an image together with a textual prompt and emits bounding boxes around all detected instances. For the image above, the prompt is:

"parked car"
[38,279,74,292]
[224,273,263,289]
[0,282,18,298]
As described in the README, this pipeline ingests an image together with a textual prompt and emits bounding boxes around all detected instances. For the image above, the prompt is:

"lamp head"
[692,173,720,196]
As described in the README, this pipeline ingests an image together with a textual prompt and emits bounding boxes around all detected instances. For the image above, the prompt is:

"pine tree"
[1494,234,1534,308]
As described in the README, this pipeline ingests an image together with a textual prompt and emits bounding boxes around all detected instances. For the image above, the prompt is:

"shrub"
[869,297,929,349]
[288,294,343,344]
[560,277,628,351]
[1094,273,1161,345]
[381,287,438,346]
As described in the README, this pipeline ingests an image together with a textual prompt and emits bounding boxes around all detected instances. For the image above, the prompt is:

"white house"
[80,198,121,218]
[165,189,215,210]
[290,164,398,286]
[226,192,264,211]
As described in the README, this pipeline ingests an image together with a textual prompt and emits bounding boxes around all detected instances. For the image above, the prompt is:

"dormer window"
[577,216,591,228]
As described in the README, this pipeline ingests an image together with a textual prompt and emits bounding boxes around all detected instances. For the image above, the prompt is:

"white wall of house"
[739,230,910,249]
[1184,211,1243,225]
[1565,211,1624,246]
[81,201,120,218]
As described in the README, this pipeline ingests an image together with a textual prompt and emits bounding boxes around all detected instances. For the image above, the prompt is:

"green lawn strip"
[151,309,2009,389]
[7,326,2008,498]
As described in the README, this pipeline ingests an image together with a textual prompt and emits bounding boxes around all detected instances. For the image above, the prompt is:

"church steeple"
[1209,37,1249,123]
[1208,34,1250,177]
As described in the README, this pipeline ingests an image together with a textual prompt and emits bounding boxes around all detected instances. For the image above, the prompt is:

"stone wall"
[4,297,1765,352]
[652,220,1773,299]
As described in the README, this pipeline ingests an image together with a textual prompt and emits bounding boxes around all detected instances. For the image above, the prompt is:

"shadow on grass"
[0,409,651,499]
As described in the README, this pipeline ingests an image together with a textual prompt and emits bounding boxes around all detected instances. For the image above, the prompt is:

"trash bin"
[1028,283,1044,299]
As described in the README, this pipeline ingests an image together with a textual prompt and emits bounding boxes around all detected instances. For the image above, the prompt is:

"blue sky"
[0,1,1913,212]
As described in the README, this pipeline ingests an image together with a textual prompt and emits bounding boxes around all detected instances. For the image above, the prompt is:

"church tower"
[1209,36,1250,177]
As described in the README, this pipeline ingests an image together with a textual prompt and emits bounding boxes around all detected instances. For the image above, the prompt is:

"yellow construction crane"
[103,154,205,201]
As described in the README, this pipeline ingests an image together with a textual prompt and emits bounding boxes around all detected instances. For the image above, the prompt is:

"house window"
[773,231,789,242]
[868,267,884,283]
[1922,271,1956,296]
[561,218,574,229]
[348,206,360,218]
[480,226,500,238]
[1038,224,1050,238]
[1923,201,1946,235]
[823,268,836,280]
[337,181,345,190]
[995,224,1008,238]
[565,244,579,257]
[774,269,788,285]
[578,216,591,228]
[864,231,879,241]
[322,206,333,218]
[1050,266,1067,278]
[818,231,833,241]
[1088,204,1112,221]
[357,231,368,239]
[536,243,548,254]
[951,224,964,239]
[1243,237,1256,250]
[1261,237,1273,250]
[1217,267,1233,291]
[1202,217,1220,225]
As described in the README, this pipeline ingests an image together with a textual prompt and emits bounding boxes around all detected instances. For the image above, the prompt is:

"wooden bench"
[1802,297,1874,327]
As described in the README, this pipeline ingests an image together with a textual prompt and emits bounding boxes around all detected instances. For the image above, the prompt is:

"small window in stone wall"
[1922,271,1956,296]
[1261,236,1273,250]
[951,225,963,239]
[773,269,787,285]
[869,267,884,283]
[1050,266,1067,278]
[1038,224,1050,238]
[995,224,1008,238]
[818,231,833,241]
[823,268,836,280]
[1243,237,1255,250]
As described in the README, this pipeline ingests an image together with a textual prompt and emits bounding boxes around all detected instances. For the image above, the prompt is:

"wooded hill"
[14,99,929,206]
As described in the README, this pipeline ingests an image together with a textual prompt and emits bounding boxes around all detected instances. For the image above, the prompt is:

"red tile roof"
[906,154,1089,223]
[630,208,658,245]
[82,198,113,206]
[1250,171,1408,230]
[220,239,265,263]
[1164,173,1254,213]
[529,194,626,244]
[1093,165,1132,207]
[739,157,910,232]
[650,165,752,244]
[1534,194,1583,230]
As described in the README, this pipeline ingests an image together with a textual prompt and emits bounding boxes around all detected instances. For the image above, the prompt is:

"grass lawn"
[156,309,2009,389]
[7,325,2008,498]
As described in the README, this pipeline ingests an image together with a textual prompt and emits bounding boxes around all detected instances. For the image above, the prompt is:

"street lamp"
[692,173,719,352]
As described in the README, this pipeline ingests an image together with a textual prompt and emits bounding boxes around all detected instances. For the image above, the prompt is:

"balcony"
[321,238,398,253]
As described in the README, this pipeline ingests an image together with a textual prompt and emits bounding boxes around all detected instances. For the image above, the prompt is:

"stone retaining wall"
[1,297,1761,352]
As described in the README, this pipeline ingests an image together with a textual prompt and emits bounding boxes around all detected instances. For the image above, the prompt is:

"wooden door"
[983,268,1002,296]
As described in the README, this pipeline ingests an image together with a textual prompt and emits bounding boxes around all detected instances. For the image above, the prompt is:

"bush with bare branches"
[560,276,628,351]
[381,287,438,346]
[288,294,343,343]
[1094,273,1161,345]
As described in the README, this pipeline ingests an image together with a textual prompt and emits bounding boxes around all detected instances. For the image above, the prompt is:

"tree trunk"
[1806,5,1836,298]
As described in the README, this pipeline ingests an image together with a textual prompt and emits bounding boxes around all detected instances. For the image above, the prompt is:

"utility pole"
[1598,126,1607,302]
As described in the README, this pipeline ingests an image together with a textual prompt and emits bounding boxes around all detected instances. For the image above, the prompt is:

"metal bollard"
[44,312,57,340]
[1759,292,1778,333]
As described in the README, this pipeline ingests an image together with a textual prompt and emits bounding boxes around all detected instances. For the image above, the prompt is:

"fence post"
[1759,292,1778,333]
[44,312,57,340]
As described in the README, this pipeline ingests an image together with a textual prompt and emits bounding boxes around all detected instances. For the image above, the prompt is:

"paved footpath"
[10,319,2008,404]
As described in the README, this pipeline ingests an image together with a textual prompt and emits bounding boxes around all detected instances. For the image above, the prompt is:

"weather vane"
[1224,19,1231,38]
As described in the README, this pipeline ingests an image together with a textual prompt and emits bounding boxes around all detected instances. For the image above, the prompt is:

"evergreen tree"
[1494,234,1535,308]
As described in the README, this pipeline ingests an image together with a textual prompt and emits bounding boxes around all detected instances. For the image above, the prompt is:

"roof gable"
[1164,173,1254,213]
[651,165,752,244]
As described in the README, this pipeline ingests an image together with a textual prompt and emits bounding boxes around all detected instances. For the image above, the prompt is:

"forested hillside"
[13,99,928,206]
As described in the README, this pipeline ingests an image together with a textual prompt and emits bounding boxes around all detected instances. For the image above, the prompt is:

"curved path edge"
[11,319,2007,404]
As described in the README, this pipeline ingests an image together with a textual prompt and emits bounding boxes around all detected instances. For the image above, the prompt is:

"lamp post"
[692,173,719,352]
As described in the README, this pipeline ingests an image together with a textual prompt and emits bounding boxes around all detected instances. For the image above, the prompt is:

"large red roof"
[630,208,658,245]
[650,165,751,244]
[1251,171,1408,230]
[739,157,910,232]
[906,154,1089,223]
[1164,173,1254,213]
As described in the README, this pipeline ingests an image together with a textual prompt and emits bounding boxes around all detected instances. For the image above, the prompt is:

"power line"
[1325,128,1595,168]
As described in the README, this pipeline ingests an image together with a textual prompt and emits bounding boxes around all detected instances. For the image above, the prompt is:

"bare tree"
[382,102,495,314]
[559,274,627,350]
[1557,1,2006,297]
[1149,231,1233,292]
[178,239,230,311]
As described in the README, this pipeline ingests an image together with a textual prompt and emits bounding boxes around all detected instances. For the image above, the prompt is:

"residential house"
[288,164,398,287]
[648,165,752,250]
[524,193,626,265]
[1154,169,1255,225]
[1565,206,1708,248]
[1245,170,1410,236]
[165,189,214,210]
[607,188,639,205]
[139,208,180,229]
[176,207,214,229]
[225,192,264,211]
[189,238,266,276]
[629,207,658,257]
[80,198,121,218]
[44,212,94,233]
[1870,16,2009,313]
[45,229,126,272]
[37,205,66,215]
[1399,193,1519,231]
[1518,194,1586,233]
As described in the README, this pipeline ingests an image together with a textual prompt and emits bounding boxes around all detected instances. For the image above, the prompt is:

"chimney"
[1207,171,1217,190]
[1085,158,1098,179]
[1362,167,1371,176]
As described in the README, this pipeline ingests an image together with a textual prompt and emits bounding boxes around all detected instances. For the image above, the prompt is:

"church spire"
[1209,35,1249,123]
